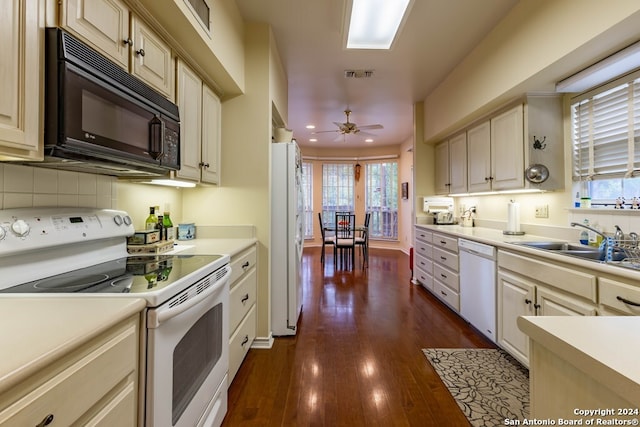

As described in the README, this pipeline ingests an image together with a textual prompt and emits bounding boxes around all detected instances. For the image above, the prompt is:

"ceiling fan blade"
[356,124,383,130]
[312,129,341,134]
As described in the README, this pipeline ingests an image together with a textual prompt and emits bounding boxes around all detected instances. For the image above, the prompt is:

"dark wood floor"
[223,246,495,426]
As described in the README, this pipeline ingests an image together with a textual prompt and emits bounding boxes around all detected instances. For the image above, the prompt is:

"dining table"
[323,224,368,269]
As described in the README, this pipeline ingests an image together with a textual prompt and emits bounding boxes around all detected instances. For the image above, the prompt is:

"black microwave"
[40,28,180,177]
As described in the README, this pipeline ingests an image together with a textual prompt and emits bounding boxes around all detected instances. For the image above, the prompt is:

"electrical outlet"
[535,204,549,218]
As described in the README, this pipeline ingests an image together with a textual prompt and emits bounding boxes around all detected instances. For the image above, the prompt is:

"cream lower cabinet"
[60,0,174,98]
[431,233,460,311]
[228,245,258,385]
[498,250,597,367]
[413,227,433,291]
[0,315,140,426]
[176,59,221,184]
[599,276,640,315]
[0,0,42,160]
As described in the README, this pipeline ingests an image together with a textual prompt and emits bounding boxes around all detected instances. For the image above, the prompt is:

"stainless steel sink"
[514,241,626,262]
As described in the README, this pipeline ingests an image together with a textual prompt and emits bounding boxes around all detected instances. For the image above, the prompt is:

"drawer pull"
[440,256,447,261]
[440,240,447,245]
[36,414,54,427]
[440,273,447,279]
[616,295,640,307]
[242,261,250,269]
[440,290,448,297]
[241,294,249,304]
[241,335,249,347]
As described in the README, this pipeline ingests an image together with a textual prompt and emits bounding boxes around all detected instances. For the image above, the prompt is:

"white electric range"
[0,207,231,427]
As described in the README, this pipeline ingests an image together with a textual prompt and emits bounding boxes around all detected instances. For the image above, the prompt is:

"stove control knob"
[11,219,30,237]
[123,215,132,226]
[113,215,123,226]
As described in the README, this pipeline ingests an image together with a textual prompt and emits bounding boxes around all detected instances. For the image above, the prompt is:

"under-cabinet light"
[148,179,196,188]
[345,0,412,49]
[556,40,640,93]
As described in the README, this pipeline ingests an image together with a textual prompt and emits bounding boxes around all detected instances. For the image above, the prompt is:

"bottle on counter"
[157,215,165,240]
[145,207,158,231]
[163,209,174,240]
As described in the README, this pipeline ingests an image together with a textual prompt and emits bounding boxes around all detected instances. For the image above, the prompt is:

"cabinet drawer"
[498,250,597,302]
[433,280,460,311]
[0,317,138,426]
[229,245,257,289]
[433,247,458,271]
[432,233,458,252]
[415,228,432,244]
[229,268,257,334]
[414,266,433,291]
[229,304,256,384]
[415,241,432,259]
[433,263,459,292]
[599,278,640,315]
[414,253,432,274]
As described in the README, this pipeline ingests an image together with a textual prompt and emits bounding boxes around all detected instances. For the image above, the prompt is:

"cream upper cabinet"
[201,85,221,184]
[448,133,467,194]
[176,60,221,185]
[61,0,174,99]
[176,60,203,182]
[434,141,449,195]
[434,133,466,195]
[491,104,524,190]
[0,0,43,160]
[467,120,491,192]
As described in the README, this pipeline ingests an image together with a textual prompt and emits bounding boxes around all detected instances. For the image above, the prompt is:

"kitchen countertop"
[517,316,640,405]
[169,237,257,257]
[0,297,146,395]
[415,224,640,282]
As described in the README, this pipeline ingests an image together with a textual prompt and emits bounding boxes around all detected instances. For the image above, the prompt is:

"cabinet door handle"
[136,48,146,57]
[524,298,532,305]
[241,294,249,304]
[241,335,249,346]
[198,162,210,168]
[36,414,54,427]
[242,261,250,269]
[616,295,640,307]
[123,38,132,46]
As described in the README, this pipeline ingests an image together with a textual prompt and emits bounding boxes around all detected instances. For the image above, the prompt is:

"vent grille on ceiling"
[344,69,374,78]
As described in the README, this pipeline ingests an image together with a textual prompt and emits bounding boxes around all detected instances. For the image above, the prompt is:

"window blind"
[572,76,640,181]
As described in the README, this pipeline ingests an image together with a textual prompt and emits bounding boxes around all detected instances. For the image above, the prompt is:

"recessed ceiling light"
[346,0,413,50]
[310,138,318,142]
[306,124,316,129]
[365,138,374,143]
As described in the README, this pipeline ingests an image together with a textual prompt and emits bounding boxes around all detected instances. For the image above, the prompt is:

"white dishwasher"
[459,238,497,342]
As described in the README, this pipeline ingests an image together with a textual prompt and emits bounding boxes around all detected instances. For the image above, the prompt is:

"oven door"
[145,265,230,427]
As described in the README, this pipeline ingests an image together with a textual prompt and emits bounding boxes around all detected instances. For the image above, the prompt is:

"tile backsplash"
[0,163,117,209]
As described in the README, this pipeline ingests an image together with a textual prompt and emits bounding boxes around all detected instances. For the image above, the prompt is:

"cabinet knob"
[136,48,146,57]
[36,414,54,427]
[123,38,133,46]
[198,162,210,168]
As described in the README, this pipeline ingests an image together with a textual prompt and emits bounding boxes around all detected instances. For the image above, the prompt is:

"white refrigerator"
[271,141,304,336]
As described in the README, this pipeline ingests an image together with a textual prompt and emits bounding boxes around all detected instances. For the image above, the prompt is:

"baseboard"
[250,333,274,349]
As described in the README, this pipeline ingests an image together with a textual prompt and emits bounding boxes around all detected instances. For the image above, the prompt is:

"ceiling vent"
[344,69,374,79]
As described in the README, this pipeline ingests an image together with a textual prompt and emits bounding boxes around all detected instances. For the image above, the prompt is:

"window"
[322,164,354,228]
[365,161,398,239]
[572,71,640,205]
[301,162,313,238]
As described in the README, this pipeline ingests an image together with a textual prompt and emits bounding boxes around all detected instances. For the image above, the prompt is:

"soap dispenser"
[579,219,589,245]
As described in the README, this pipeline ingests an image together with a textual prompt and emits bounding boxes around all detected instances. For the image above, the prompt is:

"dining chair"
[334,213,356,270]
[355,212,371,268]
[318,212,334,264]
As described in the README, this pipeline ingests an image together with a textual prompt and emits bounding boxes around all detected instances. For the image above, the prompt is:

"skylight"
[346,0,412,50]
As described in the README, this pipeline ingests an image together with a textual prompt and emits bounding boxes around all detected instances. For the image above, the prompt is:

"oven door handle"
[149,266,230,328]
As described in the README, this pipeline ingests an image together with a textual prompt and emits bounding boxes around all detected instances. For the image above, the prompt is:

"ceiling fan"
[313,109,383,135]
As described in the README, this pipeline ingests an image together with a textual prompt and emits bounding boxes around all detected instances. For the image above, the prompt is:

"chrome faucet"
[614,225,624,243]
[570,222,608,240]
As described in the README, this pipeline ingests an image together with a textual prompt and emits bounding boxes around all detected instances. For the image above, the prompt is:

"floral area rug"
[422,348,529,427]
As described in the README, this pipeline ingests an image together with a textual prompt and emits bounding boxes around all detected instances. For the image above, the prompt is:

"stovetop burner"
[1,254,224,296]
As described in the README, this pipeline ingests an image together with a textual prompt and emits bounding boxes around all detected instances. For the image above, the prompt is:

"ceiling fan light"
[346,0,412,50]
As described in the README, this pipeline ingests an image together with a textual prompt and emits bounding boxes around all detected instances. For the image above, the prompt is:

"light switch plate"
[535,204,549,218]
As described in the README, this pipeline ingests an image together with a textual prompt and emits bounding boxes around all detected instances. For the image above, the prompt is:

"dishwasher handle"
[458,239,496,259]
